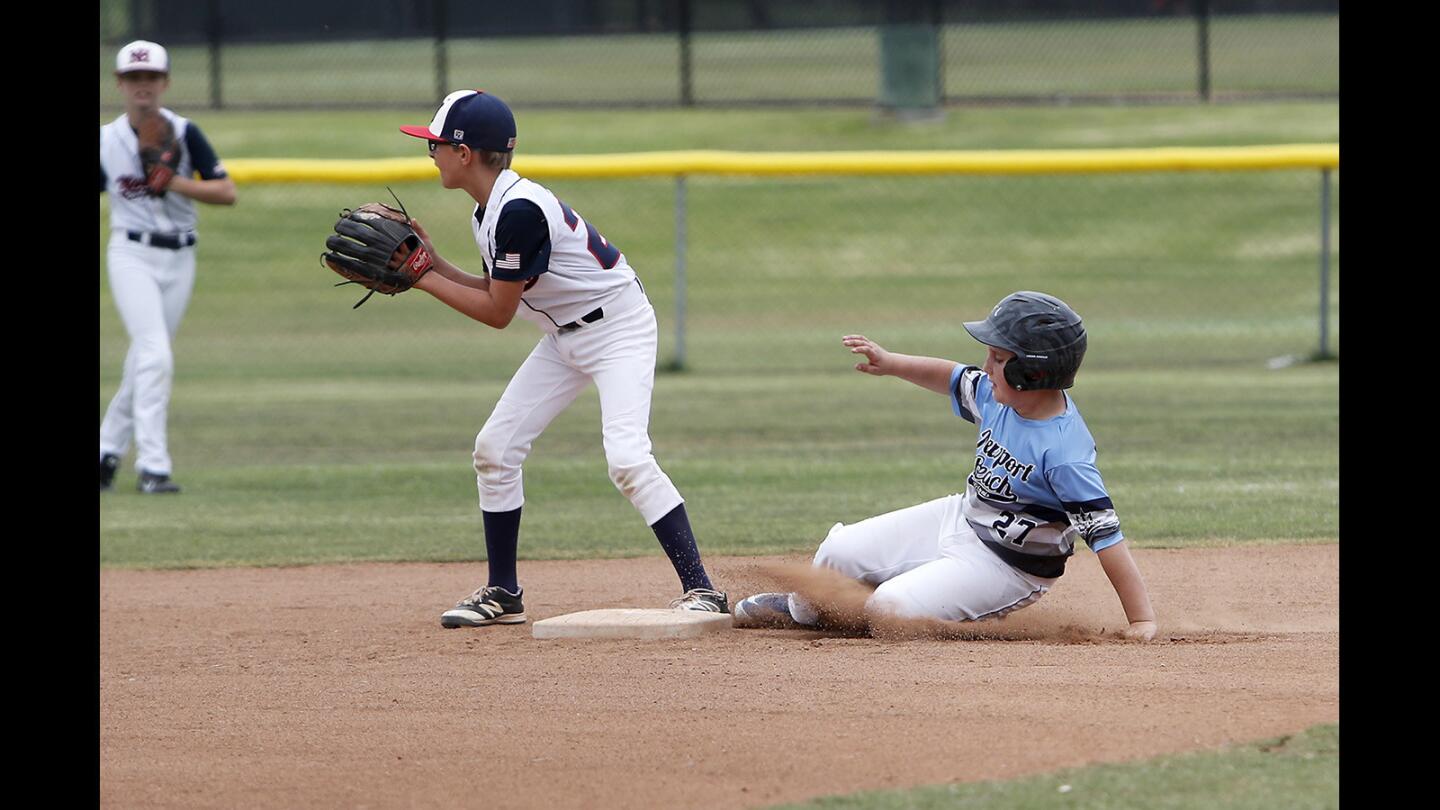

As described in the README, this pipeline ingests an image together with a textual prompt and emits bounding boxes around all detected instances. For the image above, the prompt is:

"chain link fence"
[99,0,1339,112]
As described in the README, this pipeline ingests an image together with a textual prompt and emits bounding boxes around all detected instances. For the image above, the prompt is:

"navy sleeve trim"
[1061,497,1114,512]
[183,122,228,180]
[490,200,551,282]
[1018,503,1068,523]
[951,364,980,423]
[961,371,980,421]
[99,163,108,193]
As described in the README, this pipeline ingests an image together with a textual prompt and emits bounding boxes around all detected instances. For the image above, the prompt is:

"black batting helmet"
[963,291,1087,390]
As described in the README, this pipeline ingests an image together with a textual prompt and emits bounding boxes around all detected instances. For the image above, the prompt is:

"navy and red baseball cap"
[401,90,517,152]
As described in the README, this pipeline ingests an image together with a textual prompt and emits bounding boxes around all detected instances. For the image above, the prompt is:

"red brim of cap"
[399,125,443,140]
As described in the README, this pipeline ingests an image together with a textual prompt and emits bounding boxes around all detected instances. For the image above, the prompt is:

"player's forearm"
[1096,541,1156,625]
[430,257,489,291]
[884,354,960,395]
[168,175,236,205]
[414,272,514,328]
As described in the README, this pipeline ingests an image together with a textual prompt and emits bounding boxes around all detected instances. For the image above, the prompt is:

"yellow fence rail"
[224,144,1339,184]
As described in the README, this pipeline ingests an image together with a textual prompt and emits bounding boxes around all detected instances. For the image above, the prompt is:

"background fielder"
[100,40,237,494]
[396,90,727,626]
[734,291,1157,641]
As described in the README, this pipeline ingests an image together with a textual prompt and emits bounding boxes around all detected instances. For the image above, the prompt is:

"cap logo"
[453,129,464,140]
[131,49,150,63]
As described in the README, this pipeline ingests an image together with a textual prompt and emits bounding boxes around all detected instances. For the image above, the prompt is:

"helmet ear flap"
[1002,358,1042,391]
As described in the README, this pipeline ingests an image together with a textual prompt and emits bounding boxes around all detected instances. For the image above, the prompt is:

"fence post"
[209,0,223,109]
[678,0,694,107]
[930,0,944,104]
[668,174,688,372]
[1316,168,1333,360]
[434,0,448,102]
[1195,0,1212,102]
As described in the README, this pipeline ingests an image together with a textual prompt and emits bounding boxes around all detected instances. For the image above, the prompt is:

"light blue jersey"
[949,364,1123,578]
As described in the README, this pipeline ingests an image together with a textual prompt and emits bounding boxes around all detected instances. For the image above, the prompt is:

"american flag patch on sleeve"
[495,253,521,270]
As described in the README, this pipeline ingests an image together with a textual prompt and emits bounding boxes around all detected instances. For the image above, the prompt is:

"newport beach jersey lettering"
[970,428,1037,502]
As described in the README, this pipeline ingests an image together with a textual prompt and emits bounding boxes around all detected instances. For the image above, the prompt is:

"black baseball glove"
[321,197,435,308]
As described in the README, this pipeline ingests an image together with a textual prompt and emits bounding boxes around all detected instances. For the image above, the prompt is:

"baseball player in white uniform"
[397,90,727,627]
[99,40,237,494]
[734,292,1157,641]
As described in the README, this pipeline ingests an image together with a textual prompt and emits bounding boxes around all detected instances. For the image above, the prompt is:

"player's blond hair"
[481,150,513,171]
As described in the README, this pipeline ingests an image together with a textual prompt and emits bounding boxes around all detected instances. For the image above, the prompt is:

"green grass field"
[100,15,1337,109]
[775,724,1339,809]
[99,99,1338,806]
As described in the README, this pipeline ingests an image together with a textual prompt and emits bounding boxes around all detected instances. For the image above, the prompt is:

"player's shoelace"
[671,589,725,611]
[459,586,514,615]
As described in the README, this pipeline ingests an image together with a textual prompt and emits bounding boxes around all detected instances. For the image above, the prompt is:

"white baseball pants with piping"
[473,296,683,526]
[99,234,196,476]
[789,493,1058,625]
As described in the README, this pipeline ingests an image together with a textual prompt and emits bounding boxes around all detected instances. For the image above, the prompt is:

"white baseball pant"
[789,493,1058,625]
[473,296,684,525]
[99,234,196,476]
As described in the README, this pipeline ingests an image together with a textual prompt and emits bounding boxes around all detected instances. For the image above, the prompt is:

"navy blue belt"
[128,231,196,250]
[557,307,604,333]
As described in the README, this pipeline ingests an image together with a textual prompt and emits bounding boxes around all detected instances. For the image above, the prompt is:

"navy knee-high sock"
[483,507,522,595]
[650,503,713,592]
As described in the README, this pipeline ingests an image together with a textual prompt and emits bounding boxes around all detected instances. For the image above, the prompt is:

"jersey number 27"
[557,199,621,269]
[993,511,1039,547]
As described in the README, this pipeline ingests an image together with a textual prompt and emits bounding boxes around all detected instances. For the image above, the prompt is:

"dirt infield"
[99,544,1338,809]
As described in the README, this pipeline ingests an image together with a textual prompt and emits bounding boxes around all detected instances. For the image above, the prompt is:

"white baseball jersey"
[470,169,639,331]
[99,109,227,235]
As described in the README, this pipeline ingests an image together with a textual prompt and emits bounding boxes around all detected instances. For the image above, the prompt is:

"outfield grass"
[773,723,1339,809]
[99,103,1337,568]
[100,15,1337,110]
